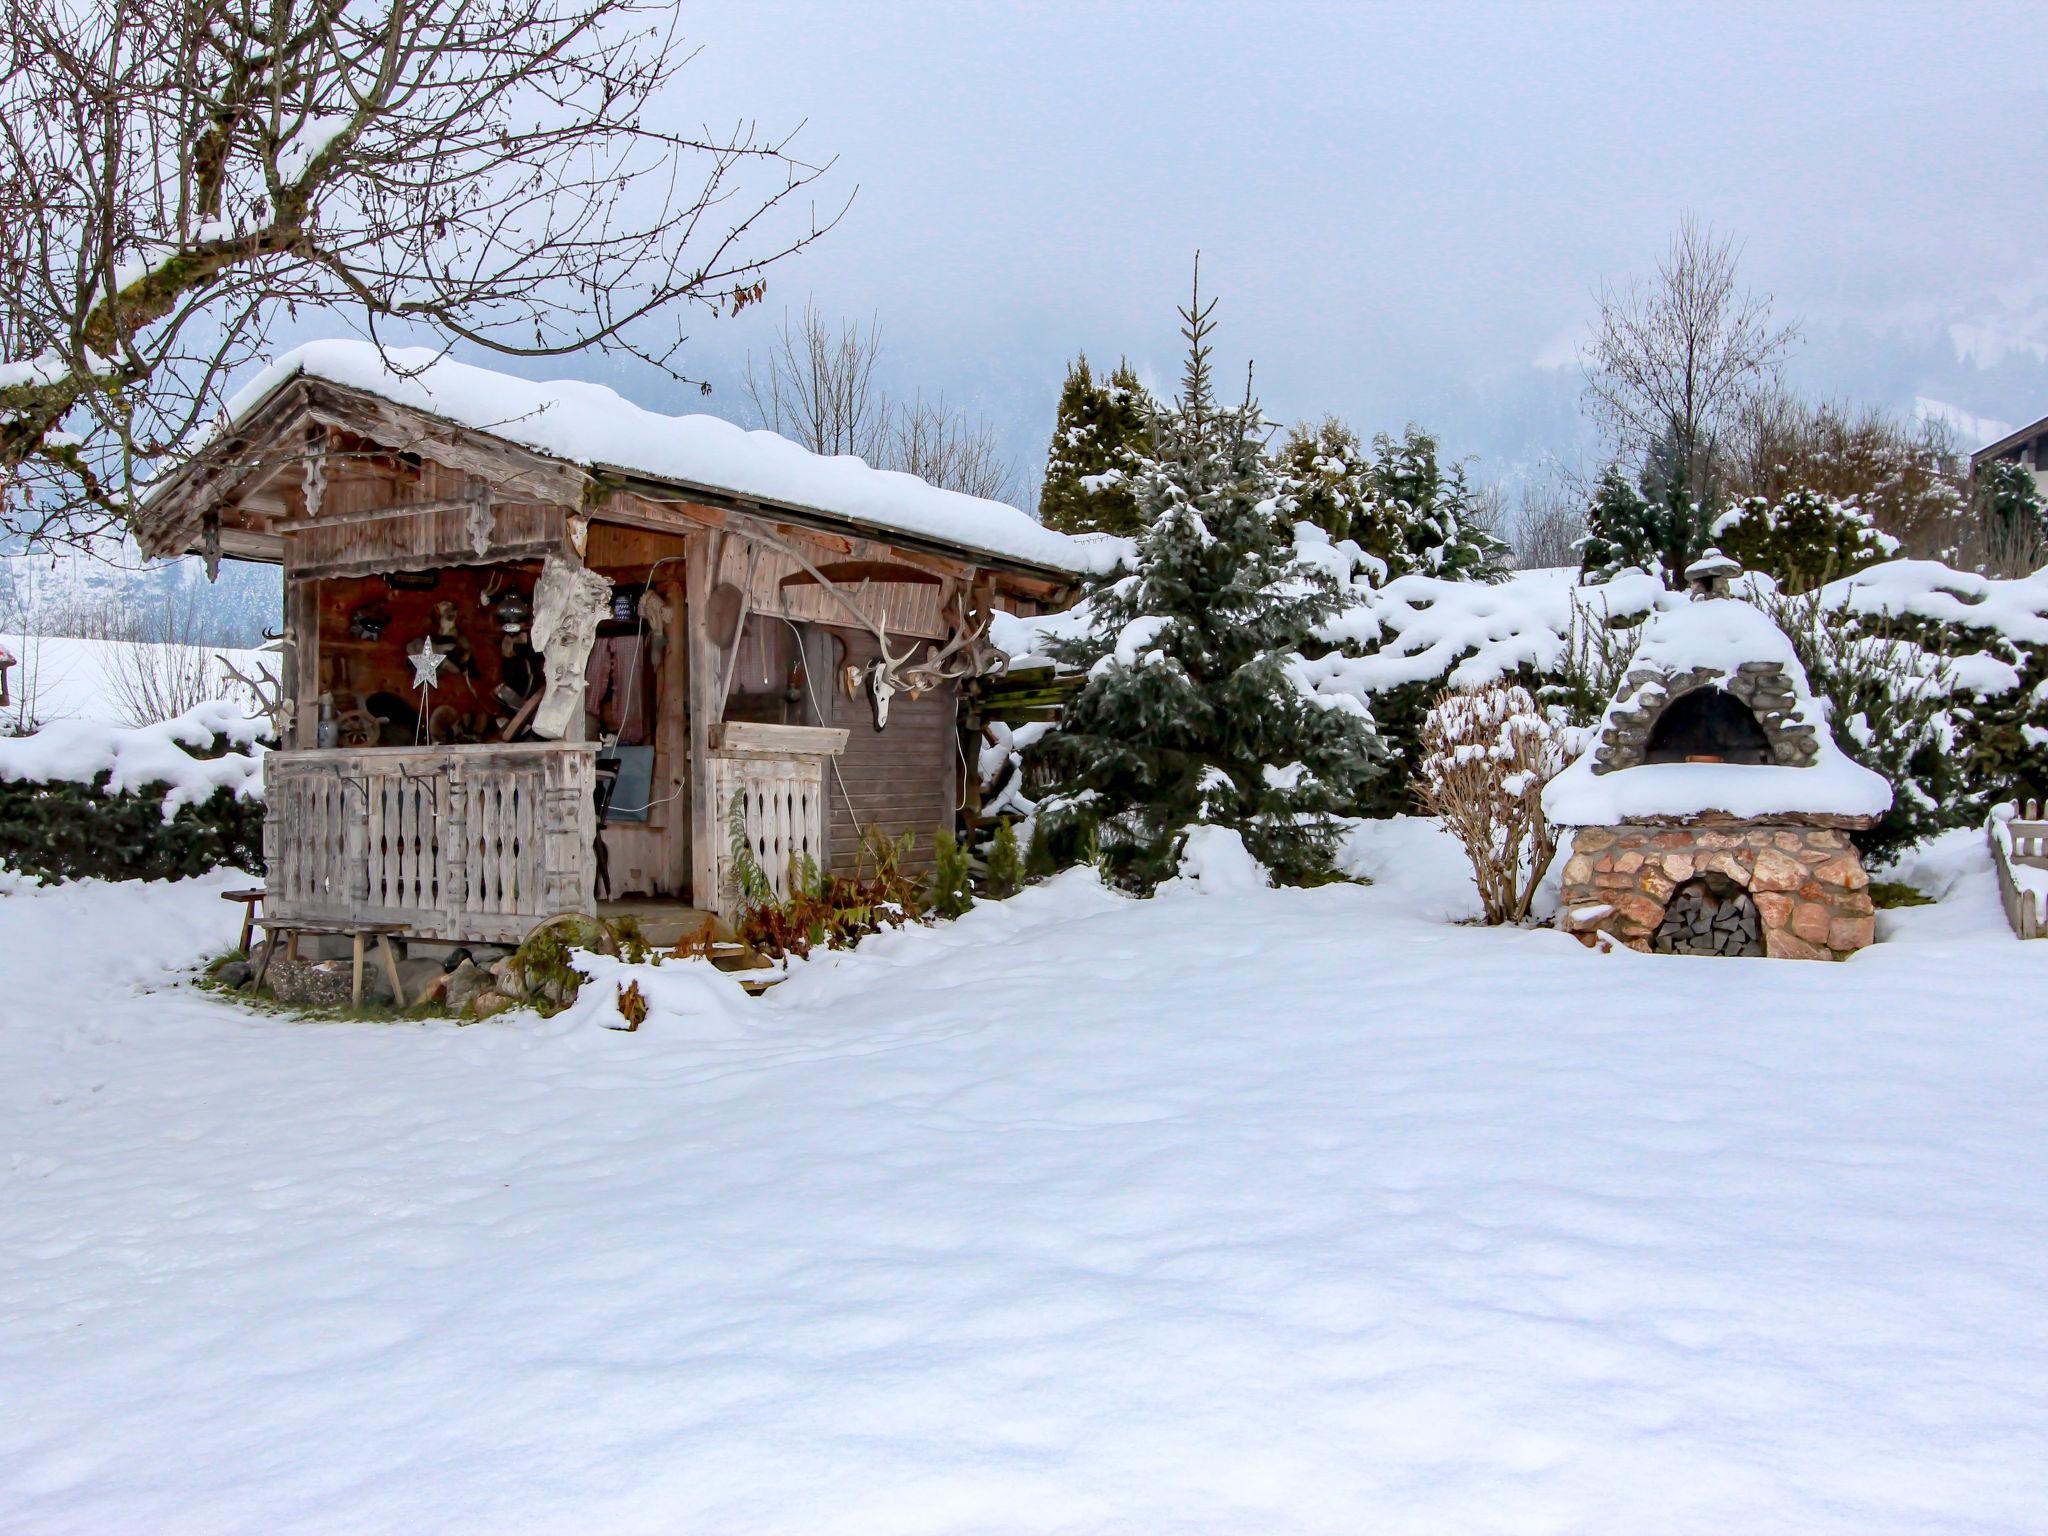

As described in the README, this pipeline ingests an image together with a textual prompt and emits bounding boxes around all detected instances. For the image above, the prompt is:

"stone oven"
[1542,553,1894,961]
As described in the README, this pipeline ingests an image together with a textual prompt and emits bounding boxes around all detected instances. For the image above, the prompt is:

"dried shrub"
[1417,681,1570,925]
[736,826,926,959]
[614,980,648,1031]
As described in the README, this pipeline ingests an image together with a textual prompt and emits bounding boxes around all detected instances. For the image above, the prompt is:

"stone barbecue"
[1541,553,1894,961]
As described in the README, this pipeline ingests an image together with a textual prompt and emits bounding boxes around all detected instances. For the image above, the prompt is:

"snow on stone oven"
[1542,553,1893,960]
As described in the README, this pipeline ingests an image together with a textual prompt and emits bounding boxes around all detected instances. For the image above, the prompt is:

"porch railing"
[709,722,849,912]
[264,743,597,943]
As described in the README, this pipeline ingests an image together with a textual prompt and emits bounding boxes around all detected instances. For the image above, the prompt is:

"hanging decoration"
[409,636,446,742]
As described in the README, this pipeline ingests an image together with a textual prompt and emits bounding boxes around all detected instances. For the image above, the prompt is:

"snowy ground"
[3,822,2046,1534]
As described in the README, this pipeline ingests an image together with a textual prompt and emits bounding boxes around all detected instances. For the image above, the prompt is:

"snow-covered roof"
[214,341,1113,578]
[1543,598,1893,827]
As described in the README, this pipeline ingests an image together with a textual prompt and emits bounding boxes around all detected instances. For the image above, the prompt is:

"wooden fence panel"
[265,743,596,944]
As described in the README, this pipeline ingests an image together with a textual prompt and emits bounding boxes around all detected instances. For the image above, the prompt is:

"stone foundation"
[1557,822,1876,961]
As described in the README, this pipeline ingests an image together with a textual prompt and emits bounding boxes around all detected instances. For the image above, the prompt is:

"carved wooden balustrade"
[263,743,597,943]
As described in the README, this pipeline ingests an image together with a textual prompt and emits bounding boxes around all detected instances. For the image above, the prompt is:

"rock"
[468,990,515,1020]
[1828,914,1876,952]
[1660,852,1696,881]
[214,960,253,990]
[1754,891,1795,930]
[1767,930,1829,961]
[263,957,355,1008]
[1814,856,1870,891]
[443,959,490,1015]
[1750,849,1807,893]
[1791,902,1833,944]
[1574,828,1616,852]
[1562,855,1594,887]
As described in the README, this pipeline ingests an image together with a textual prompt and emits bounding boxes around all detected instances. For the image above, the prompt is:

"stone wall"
[1557,821,1876,961]
[1591,663,1822,774]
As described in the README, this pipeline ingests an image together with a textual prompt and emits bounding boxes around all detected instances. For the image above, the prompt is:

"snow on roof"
[0,698,266,816]
[220,341,1113,577]
[1542,598,1893,827]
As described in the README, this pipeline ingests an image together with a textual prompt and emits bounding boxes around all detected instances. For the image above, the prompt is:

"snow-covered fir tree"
[1975,457,2047,556]
[1358,425,1512,581]
[1038,356,1154,535]
[1577,455,1712,587]
[1278,420,1508,582]
[1035,276,1388,890]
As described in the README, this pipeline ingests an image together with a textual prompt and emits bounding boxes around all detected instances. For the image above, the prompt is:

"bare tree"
[1723,390,1966,553]
[0,0,842,550]
[889,393,1017,503]
[742,305,1021,500]
[83,591,232,726]
[1583,215,1798,495]
[0,567,69,736]
[742,304,891,462]
[1510,466,1589,570]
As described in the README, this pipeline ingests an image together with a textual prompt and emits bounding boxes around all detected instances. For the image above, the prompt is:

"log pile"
[1652,878,1765,957]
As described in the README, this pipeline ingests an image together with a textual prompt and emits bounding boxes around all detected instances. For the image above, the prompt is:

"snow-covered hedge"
[994,544,2048,846]
[0,701,267,883]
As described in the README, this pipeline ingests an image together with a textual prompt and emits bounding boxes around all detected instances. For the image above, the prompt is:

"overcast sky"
[550,1,2048,498]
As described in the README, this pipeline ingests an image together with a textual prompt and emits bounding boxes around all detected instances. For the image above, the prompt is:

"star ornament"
[409,637,446,691]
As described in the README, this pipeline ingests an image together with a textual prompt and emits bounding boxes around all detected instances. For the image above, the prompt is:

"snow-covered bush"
[0,701,267,883]
[1416,682,1570,924]
[1757,588,1962,862]
[1711,489,1897,594]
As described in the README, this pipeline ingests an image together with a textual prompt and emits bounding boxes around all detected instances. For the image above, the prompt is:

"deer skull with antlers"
[845,598,1002,731]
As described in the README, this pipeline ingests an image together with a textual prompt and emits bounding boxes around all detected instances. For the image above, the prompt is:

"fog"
[390,1,2048,497]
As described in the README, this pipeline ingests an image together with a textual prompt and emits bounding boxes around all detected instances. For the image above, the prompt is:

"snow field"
[1,821,2045,1533]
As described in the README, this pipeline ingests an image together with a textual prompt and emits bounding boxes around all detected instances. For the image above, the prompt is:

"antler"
[219,654,286,740]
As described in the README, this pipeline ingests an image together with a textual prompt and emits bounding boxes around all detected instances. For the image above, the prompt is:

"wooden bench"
[250,920,411,1009]
[221,887,266,954]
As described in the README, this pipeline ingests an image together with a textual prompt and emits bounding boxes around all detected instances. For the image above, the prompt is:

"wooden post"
[286,575,319,749]
[686,531,724,911]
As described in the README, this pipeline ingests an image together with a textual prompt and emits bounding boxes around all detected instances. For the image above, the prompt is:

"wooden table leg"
[252,928,280,991]
[378,935,407,1009]
[238,905,256,955]
[351,932,365,1010]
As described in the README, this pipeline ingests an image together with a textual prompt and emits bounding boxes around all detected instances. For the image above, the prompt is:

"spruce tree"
[1036,273,1387,890]
[1038,355,1154,535]
[1277,417,1373,550]
[1360,426,1511,581]
[1977,457,2047,555]
[1578,453,1712,587]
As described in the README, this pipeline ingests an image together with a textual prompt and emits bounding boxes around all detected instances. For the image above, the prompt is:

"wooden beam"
[271,495,482,532]
[685,529,723,910]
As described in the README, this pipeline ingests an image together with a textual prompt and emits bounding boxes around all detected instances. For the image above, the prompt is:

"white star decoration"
[409,637,446,691]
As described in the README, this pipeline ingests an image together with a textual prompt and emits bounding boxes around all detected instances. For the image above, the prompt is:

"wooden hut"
[134,342,1097,948]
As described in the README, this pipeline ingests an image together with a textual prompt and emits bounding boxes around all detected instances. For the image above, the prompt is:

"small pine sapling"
[984,818,1023,898]
[930,828,974,919]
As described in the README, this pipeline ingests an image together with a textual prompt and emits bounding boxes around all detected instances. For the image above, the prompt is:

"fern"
[726,790,774,910]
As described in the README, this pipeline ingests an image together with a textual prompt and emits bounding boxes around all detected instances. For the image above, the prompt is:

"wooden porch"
[134,360,1081,952]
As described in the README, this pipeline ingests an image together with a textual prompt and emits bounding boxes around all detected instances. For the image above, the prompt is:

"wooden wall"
[805,625,959,879]
[310,565,539,744]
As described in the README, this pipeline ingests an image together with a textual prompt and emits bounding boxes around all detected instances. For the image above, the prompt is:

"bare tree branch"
[1581,214,1798,495]
[0,0,846,550]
